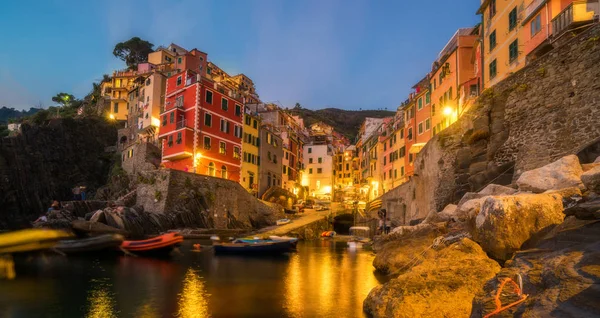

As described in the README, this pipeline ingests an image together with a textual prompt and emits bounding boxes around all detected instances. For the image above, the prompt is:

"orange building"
[429,28,478,134]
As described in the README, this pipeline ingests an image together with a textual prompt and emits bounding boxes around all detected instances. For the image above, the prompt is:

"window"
[234,125,242,138]
[432,104,436,117]
[176,76,182,86]
[448,87,452,100]
[203,136,211,149]
[489,30,497,51]
[204,113,212,127]
[175,95,184,108]
[489,59,497,79]
[253,120,257,129]
[308,148,312,154]
[285,152,289,160]
[309,168,313,174]
[425,118,431,131]
[318,157,322,163]
[408,127,413,140]
[235,104,242,116]
[221,165,227,179]
[219,141,226,154]
[162,115,167,126]
[489,0,496,19]
[509,39,519,62]
[409,153,414,163]
[170,112,174,123]
[221,98,228,111]
[177,57,182,64]
[317,168,322,174]
[418,122,423,135]
[531,14,542,36]
[383,143,387,151]
[205,90,213,104]
[208,162,215,176]
[245,116,251,125]
[309,158,313,164]
[113,102,118,113]
[234,146,241,159]
[346,163,349,170]
[509,7,517,31]
[389,139,392,147]
[168,135,173,147]
[433,79,437,90]
[401,166,405,176]
[220,119,229,133]
[383,157,386,165]
[273,155,277,163]
[176,132,182,144]
[400,129,404,139]
[425,91,431,104]
[417,98,423,110]
[389,170,392,179]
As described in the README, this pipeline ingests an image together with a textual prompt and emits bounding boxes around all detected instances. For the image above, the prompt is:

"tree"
[52,93,75,107]
[113,37,154,69]
[294,102,302,109]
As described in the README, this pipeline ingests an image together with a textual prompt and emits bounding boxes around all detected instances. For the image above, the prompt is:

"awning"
[409,143,427,154]
[366,199,382,214]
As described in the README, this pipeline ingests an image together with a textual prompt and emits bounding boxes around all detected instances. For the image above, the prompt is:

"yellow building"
[478,0,527,88]
[241,110,261,196]
[101,70,137,120]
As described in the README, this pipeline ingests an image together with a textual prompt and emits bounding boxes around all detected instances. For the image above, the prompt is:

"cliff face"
[380,24,600,224]
[0,117,117,229]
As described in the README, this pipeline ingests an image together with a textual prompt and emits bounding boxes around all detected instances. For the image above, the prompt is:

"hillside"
[0,106,41,124]
[289,108,395,140]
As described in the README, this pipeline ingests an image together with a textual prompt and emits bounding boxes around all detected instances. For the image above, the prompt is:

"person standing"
[80,186,86,201]
[72,186,81,201]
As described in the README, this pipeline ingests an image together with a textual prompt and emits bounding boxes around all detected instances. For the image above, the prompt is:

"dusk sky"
[0,1,480,110]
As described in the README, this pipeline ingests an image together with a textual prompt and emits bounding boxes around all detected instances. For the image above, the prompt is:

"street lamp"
[443,106,453,116]
[193,152,202,173]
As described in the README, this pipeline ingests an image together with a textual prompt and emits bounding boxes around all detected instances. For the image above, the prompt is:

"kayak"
[121,233,184,256]
[55,234,125,254]
[213,238,297,255]
[0,229,73,254]
[321,231,336,237]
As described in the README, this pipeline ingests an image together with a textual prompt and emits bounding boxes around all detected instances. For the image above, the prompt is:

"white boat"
[347,226,372,249]
[276,218,291,226]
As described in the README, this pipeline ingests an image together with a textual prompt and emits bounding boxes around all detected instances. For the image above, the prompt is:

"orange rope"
[483,277,528,318]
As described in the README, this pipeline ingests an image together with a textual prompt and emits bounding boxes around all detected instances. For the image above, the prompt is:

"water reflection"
[86,278,118,318]
[177,268,210,318]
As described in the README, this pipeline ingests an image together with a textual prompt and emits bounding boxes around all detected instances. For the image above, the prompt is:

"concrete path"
[255,209,327,237]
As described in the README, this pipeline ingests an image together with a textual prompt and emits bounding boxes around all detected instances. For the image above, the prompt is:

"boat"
[276,218,291,226]
[121,233,184,256]
[0,229,73,254]
[321,231,336,237]
[213,238,297,255]
[55,234,125,254]
[347,226,372,249]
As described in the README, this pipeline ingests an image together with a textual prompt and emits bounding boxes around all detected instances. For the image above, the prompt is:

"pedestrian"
[80,186,86,201]
[72,186,81,201]
[385,217,391,234]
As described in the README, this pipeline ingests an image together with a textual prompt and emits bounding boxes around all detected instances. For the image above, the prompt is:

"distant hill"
[289,107,395,141]
[0,107,41,124]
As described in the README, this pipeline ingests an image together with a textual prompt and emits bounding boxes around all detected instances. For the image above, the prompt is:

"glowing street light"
[443,106,453,116]
[108,114,115,120]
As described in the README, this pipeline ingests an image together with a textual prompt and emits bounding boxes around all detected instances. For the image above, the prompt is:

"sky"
[0,0,480,111]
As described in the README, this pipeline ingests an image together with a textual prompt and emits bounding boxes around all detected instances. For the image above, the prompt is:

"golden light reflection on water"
[284,243,380,318]
[176,268,210,318]
[86,279,118,318]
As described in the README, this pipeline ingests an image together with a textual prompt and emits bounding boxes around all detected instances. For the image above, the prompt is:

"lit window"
[203,136,211,149]
[219,141,226,154]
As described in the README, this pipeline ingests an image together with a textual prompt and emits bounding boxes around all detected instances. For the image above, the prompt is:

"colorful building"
[102,70,138,120]
[159,68,244,182]
[303,143,334,199]
[241,108,261,195]
[258,124,283,197]
[430,28,478,131]
[478,0,527,88]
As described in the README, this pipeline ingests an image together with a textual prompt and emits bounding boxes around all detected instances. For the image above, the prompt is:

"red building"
[159,67,244,182]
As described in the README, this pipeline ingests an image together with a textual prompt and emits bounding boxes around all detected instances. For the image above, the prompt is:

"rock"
[581,163,600,172]
[563,198,600,219]
[474,193,564,261]
[458,197,489,220]
[581,165,600,193]
[457,192,486,208]
[516,155,584,193]
[364,238,500,318]
[478,184,517,196]
[372,223,445,275]
[425,204,459,223]
[471,217,600,317]
[596,156,600,163]
[71,220,129,236]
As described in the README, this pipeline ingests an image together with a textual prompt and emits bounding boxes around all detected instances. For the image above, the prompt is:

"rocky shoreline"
[364,154,600,317]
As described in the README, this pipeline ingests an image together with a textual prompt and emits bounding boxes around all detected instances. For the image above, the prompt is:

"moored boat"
[213,238,297,255]
[55,234,125,254]
[121,233,184,256]
[276,218,291,225]
[0,229,73,254]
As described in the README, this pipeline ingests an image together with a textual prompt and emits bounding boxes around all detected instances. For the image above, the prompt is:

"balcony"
[176,119,187,130]
[552,1,599,39]
[523,0,547,24]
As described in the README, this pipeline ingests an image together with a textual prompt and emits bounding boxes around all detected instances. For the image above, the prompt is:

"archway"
[208,162,215,176]
[221,165,227,179]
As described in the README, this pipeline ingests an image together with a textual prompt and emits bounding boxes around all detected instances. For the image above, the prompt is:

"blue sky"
[0,1,480,110]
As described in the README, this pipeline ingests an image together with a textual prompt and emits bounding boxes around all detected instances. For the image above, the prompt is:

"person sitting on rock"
[35,201,61,223]
[72,186,81,201]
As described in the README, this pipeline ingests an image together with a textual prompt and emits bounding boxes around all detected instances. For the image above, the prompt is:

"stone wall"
[121,142,161,175]
[136,169,284,229]
[381,24,600,224]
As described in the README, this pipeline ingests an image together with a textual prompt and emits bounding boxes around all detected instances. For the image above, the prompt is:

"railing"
[552,1,599,37]
[176,120,186,130]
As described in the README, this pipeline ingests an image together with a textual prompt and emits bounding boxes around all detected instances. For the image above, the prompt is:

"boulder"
[478,184,517,196]
[596,156,600,163]
[563,198,600,220]
[457,196,489,220]
[581,163,600,172]
[457,192,485,208]
[424,204,459,223]
[474,193,564,261]
[364,238,500,318]
[471,217,600,317]
[544,186,583,209]
[581,165,600,193]
[516,155,584,193]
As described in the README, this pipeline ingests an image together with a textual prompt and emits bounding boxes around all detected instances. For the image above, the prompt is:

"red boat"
[121,233,184,256]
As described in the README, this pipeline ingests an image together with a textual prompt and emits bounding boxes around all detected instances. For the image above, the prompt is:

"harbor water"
[0,240,385,318]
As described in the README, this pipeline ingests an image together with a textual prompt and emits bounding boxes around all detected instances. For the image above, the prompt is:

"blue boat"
[213,237,297,255]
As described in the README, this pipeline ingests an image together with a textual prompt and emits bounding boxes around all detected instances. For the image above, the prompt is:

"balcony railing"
[552,1,599,38]
[176,120,186,130]
[523,0,546,23]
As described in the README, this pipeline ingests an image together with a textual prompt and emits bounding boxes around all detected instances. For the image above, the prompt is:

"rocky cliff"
[380,23,600,224]
[0,117,117,229]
